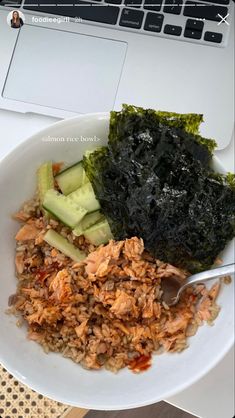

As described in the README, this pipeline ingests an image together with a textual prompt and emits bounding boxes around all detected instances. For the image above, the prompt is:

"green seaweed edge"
[110,104,217,154]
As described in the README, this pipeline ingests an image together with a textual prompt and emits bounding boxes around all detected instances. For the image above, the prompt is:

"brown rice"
[9,196,224,373]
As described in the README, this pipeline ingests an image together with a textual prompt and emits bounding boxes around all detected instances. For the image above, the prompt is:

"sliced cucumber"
[44,229,86,262]
[82,170,89,185]
[73,211,104,237]
[67,182,100,213]
[43,189,87,229]
[37,161,54,204]
[56,161,85,195]
[84,219,113,245]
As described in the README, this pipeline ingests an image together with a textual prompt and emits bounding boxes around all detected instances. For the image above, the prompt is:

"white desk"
[0,109,234,418]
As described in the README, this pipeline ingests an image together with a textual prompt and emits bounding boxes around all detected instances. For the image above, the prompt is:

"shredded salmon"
[197,282,221,321]
[12,211,31,222]
[11,205,224,373]
[110,290,138,319]
[49,269,72,302]
[15,223,40,241]
[128,354,152,373]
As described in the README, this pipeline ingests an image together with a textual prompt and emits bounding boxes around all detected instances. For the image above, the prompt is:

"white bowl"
[0,114,234,410]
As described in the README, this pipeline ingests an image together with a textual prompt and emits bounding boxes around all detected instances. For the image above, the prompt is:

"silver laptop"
[0,0,234,149]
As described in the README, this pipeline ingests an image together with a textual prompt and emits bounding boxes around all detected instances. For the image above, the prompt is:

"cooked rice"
[9,196,224,373]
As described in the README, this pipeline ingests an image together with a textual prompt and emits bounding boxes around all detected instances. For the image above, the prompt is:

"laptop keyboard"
[0,0,232,46]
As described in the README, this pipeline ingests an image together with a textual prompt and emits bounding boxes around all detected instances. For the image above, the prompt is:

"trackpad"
[3,25,127,113]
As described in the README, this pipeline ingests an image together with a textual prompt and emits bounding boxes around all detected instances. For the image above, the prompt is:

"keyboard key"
[163,0,182,15]
[76,4,120,24]
[184,28,202,38]
[184,18,203,39]
[125,0,142,7]
[204,31,223,42]
[24,0,120,25]
[119,8,144,28]
[144,12,164,32]
[185,18,204,31]
[164,24,182,35]
[105,0,122,4]
[183,1,228,22]
[144,0,162,12]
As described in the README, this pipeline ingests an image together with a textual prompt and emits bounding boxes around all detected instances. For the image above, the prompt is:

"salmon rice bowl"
[7,105,235,374]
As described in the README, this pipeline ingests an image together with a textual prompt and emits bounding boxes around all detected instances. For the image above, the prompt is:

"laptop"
[0,0,234,149]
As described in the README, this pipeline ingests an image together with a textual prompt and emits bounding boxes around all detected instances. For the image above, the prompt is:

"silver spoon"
[161,263,235,306]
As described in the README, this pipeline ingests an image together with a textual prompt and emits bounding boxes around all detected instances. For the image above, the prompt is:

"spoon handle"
[185,263,235,287]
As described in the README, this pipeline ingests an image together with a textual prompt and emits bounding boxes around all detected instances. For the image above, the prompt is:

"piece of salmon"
[15,223,40,241]
[49,269,72,302]
[85,240,124,279]
[111,290,139,319]
[13,211,31,222]
[197,282,221,321]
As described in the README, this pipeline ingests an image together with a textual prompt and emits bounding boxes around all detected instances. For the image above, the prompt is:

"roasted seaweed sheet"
[83,105,235,272]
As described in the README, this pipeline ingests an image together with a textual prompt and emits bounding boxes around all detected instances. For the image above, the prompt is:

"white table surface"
[0,109,234,418]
